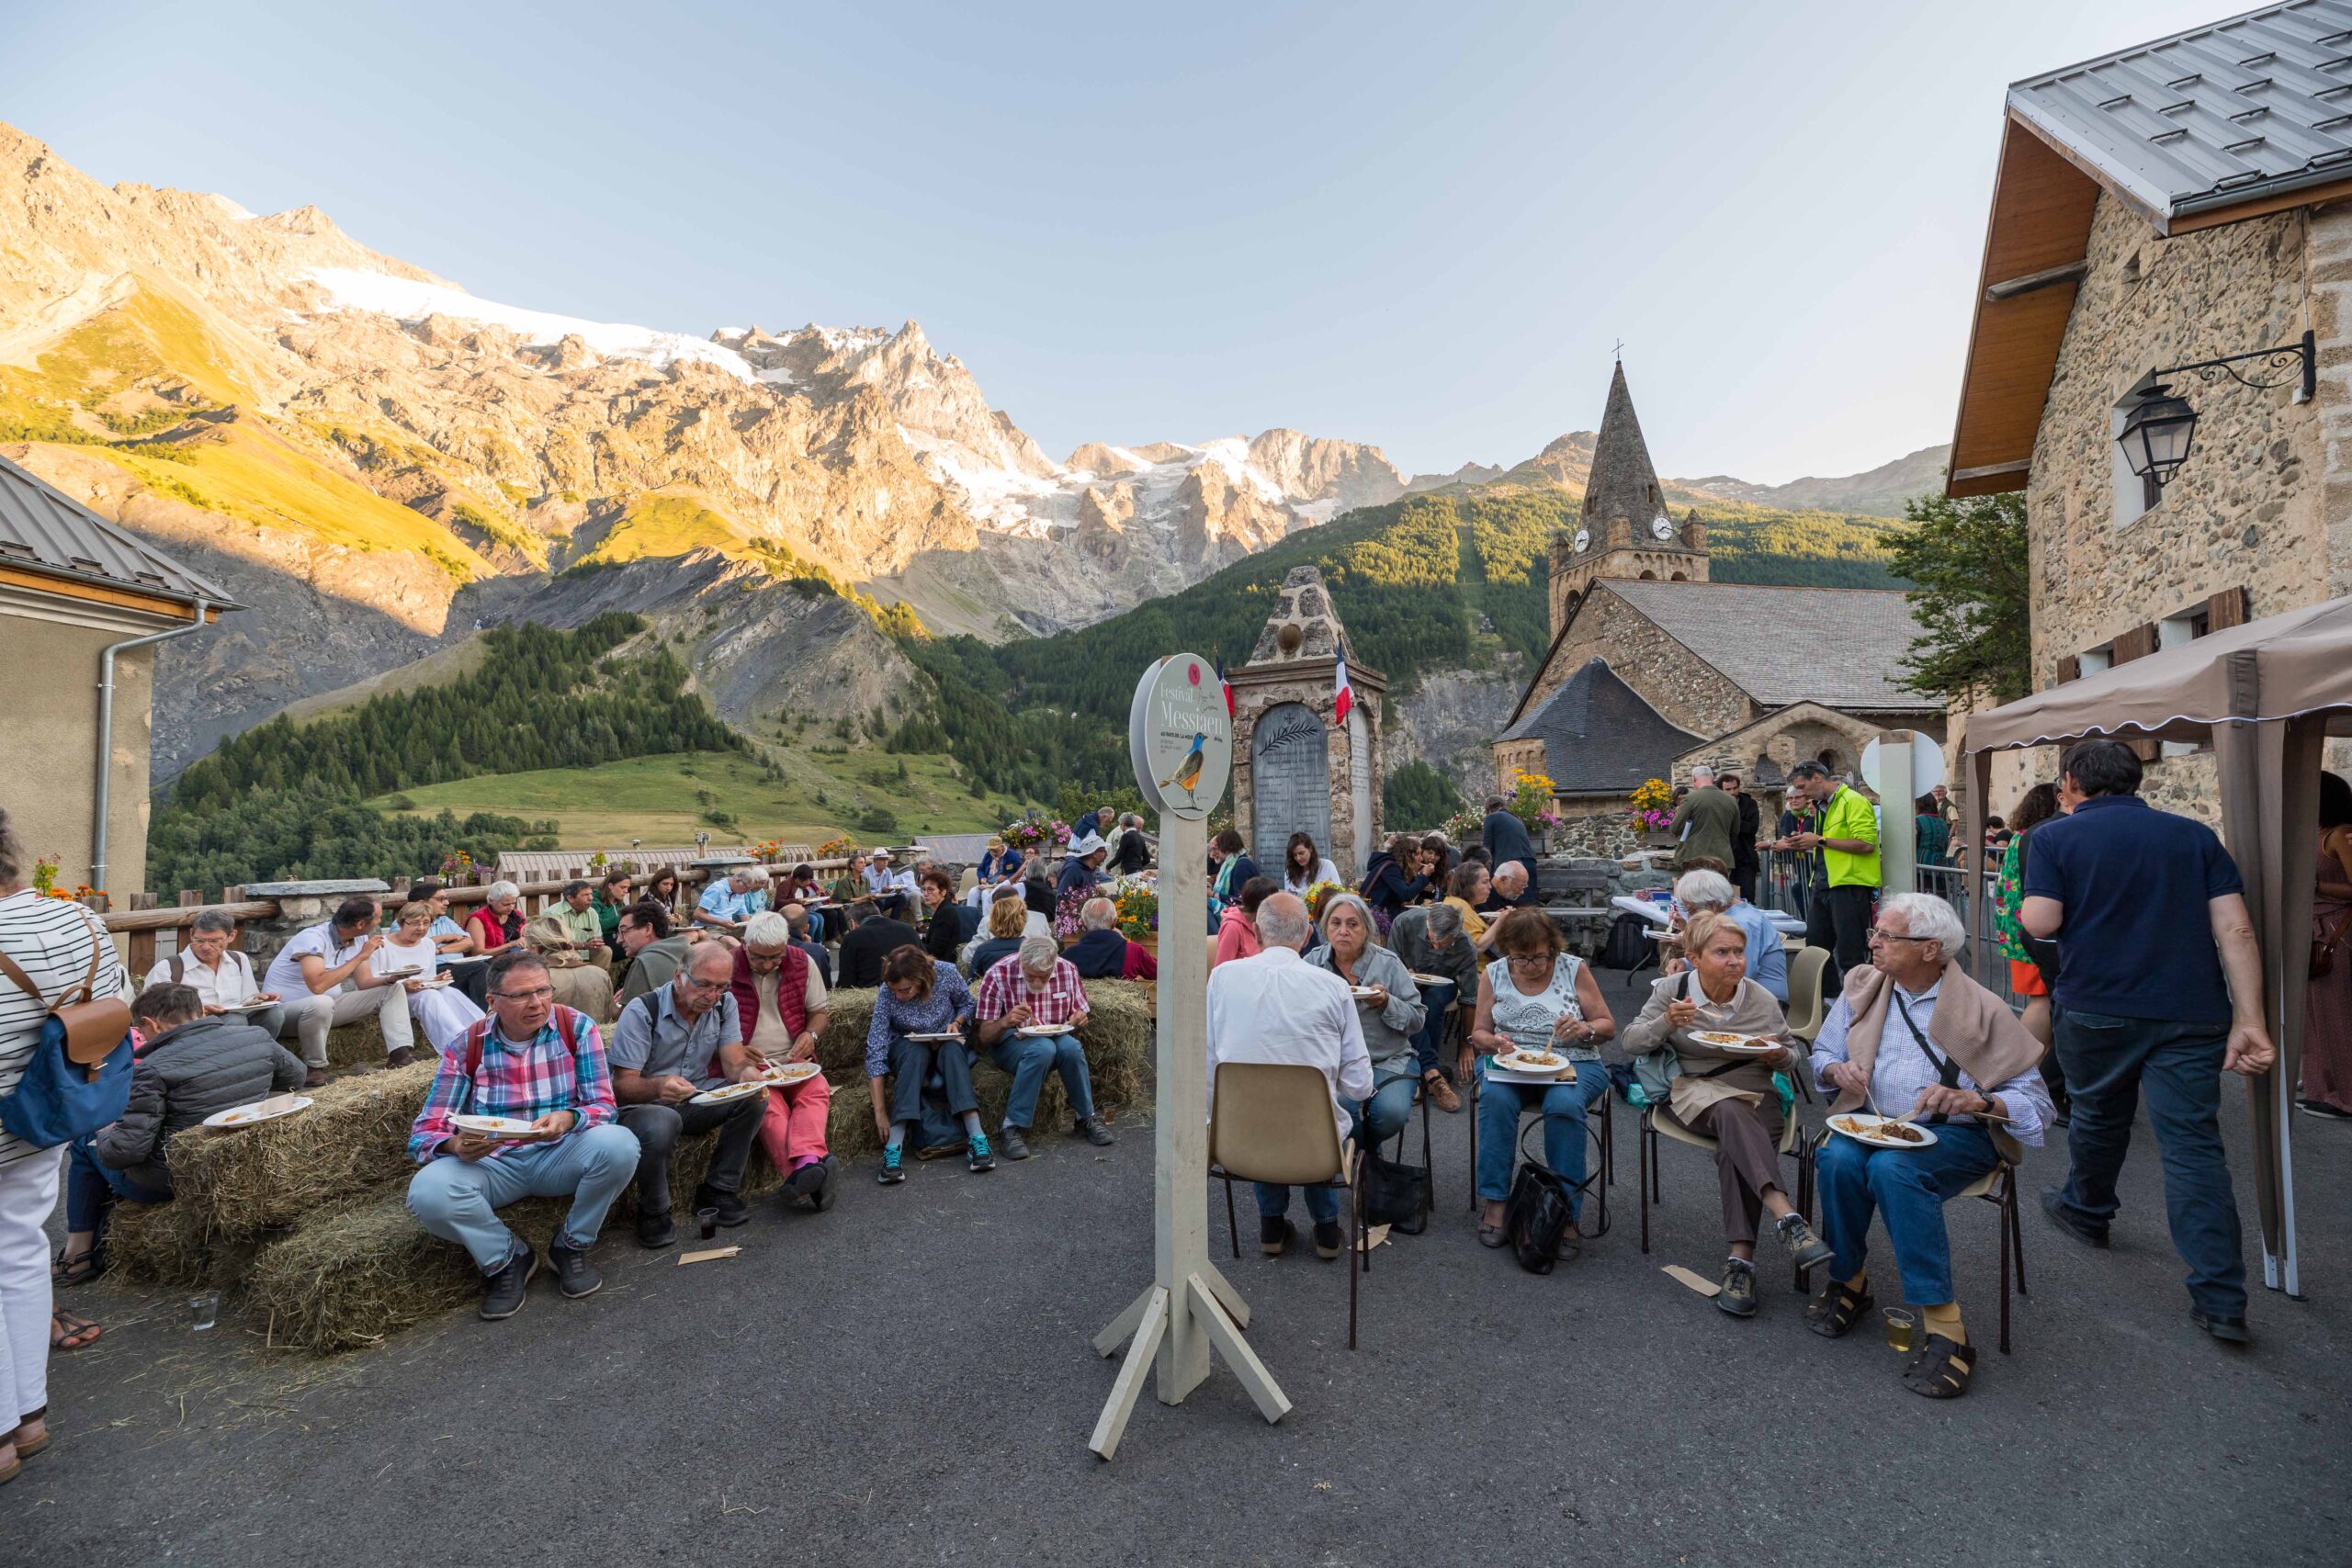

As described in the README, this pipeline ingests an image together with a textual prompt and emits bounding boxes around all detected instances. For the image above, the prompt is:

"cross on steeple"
[1611,337,1624,362]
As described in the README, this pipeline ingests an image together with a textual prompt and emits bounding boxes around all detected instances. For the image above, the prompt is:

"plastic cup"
[696,1207,719,1241]
[188,1292,220,1332]
[1883,1306,1917,1353]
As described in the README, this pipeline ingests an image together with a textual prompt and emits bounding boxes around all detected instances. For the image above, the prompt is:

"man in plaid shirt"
[405,950,639,1321]
[972,935,1115,1161]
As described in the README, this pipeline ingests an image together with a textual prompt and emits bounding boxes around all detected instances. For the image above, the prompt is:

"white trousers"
[280,986,414,1067]
[0,1147,62,1425]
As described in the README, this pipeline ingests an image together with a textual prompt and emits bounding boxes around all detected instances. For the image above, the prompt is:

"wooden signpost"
[1089,654,1292,1461]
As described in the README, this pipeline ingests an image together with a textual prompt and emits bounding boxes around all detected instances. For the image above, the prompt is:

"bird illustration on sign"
[1159,733,1208,806]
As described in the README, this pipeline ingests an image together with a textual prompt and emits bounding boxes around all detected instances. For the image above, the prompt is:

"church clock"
[1649,513,1674,541]
[1573,527,1590,553]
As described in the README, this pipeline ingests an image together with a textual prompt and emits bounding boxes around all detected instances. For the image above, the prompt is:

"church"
[1492,363,1941,857]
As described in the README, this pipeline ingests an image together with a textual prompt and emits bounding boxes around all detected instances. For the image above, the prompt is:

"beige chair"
[1209,1062,1366,1348]
[1638,1094,1814,1292]
[1782,946,1833,1042]
[956,866,978,898]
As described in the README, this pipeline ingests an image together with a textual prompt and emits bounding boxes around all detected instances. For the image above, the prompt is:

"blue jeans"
[1410,981,1457,1077]
[1816,1122,1997,1306]
[1257,1103,1353,1224]
[1476,1059,1607,1218]
[985,1032,1096,1131]
[1351,1072,1420,1151]
[65,1135,170,1233]
[2052,1010,2247,1317]
[405,1123,642,1273]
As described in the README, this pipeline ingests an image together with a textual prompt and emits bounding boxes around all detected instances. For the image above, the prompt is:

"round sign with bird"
[1127,654,1233,820]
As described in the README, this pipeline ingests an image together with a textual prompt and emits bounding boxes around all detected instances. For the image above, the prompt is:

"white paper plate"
[216,1001,276,1013]
[1828,1113,1939,1150]
[905,1031,966,1043]
[450,1113,550,1139]
[763,1062,822,1085]
[1494,1051,1570,1077]
[1014,1024,1067,1037]
[1406,973,1451,987]
[689,1079,771,1105]
[1688,1030,1780,1055]
[1346,987,1381,999]
[203,1094,312,1130]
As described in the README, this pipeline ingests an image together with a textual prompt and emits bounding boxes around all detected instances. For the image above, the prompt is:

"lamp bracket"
[2150,329,2317,403]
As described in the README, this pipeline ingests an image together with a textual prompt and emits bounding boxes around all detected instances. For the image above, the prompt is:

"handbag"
[0,911,133,1148]
[2314,906,2352,982]
[1502,1159,1575,1274]
[1361,1145,1430,1235]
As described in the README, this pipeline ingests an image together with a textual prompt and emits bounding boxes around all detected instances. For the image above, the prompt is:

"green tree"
[1383,761,1464,830]
[1886,491,2030,705]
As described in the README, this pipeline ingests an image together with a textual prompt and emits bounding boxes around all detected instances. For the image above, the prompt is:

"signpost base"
[1089,1267,1289,1461]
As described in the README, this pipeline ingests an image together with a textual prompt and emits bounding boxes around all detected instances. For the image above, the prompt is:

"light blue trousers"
[405,1123,641,1273]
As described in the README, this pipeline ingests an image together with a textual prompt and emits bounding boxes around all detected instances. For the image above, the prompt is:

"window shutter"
[2204,586,2248,630]
[2108,624,2162,760]
[2054,654,2081,686]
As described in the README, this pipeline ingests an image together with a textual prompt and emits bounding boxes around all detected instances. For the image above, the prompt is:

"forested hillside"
[893,487,1915,800]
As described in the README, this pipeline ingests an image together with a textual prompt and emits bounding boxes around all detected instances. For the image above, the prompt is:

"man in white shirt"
[261,896,419,1082]
[1205,892,1373,1260]
[146,909,283,1040]
[861,849,917,919]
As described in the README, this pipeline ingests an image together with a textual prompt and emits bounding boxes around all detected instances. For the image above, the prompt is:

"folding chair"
[1210,1062,1368,1348]
[1636,1088,1815,1293]
[1466,1064,1612,1237]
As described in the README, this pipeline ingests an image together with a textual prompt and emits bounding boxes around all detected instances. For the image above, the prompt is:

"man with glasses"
[405,950,639,1319]
[614,900,690,1010]
[1806,893,2052,1397]
[608,942,767,1248]
[729,912,836,1210]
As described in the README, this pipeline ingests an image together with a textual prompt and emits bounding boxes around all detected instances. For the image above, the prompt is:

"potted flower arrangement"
[1509,770,1565,849]
[1629,778,1677,847]
[1113,883,1159,953]
[1303,880,1347,922]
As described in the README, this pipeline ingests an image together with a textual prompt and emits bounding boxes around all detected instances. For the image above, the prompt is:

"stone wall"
[1549,797,1641,861]
[1523,586,1753,740]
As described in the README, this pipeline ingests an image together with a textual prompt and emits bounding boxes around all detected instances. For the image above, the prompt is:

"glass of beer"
[1883,1307,1917,1353]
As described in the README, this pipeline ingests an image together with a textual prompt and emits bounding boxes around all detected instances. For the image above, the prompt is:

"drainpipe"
[91,597,209,898]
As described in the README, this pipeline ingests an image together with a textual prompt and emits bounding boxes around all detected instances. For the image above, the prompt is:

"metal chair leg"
[1348,1155,1362,1351]
[2008,1170,2029,1295]
[1467,1073,1481,1214]
[1638,1116,1652,1254]
[1223,1174,1238,1260]
[1998,1179,2014,1356]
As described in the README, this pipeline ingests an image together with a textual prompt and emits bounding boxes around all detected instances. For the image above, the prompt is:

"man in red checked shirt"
[405,950,640,1321]
[972,935,1115,1162]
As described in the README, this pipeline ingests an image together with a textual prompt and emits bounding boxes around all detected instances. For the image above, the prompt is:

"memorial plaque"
[1250,701,1329,874]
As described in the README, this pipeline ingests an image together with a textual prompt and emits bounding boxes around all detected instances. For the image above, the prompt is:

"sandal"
[1902,1333,1974,1399]
[1806,1276,1875,1338]
[51,1309,101,1352]
[51,1249,102,1289]
[1477,1223,1510,1248]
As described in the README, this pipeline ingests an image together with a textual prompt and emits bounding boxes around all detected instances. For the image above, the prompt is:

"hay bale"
[106,1194,258,1291]
[169,1061,439,1239]
[324,1016,388,1068]
[247,1190,530,1354]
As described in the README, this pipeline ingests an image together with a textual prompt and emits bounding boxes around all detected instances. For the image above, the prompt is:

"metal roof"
[1601,581,1941,712]
[2007,0,2352,229]
[1498,658,1702,795]
[0,451,234,610]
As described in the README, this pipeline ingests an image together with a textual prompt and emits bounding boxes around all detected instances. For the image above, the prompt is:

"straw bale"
[324,1017,388,1069]
[105,1195,257,1291]
[246,1191,537,1354]
[169,1061,438,1239]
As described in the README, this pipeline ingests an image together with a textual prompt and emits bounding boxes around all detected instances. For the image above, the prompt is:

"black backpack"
[1602,911,1651,971]
[1503,1159,1576,1274]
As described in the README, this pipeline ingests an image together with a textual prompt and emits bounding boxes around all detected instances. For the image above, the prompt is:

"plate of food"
[1406,973,1451,987]
[1015,1024,1067,1037]
[1828,1113,1938,1149]
[1495,1049,1570,1077]
[216,1000,277,1013]
[763,1061,822,1085]
[449,1113,554,1141]
[377,966,422,980]
[203,1094,312,1130]
[1346,986,1382,999]
[905,1030,967,1043]
[1688,1030,1781,1055]
[689,1079,773,1106]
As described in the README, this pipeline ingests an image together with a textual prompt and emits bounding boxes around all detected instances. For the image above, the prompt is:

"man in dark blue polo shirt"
[2021,738,2277,1346]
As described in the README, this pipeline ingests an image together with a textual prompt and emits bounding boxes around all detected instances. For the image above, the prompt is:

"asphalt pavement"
[16,968,2348,1567]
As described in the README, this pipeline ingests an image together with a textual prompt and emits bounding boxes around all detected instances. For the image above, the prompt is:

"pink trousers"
[759,1074,831,1168]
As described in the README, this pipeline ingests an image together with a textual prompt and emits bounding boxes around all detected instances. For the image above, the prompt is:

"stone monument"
[1228,566,1385,881]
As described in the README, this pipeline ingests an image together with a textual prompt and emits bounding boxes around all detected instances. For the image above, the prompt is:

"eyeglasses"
[744,947,787,968]
[677,974,728,992]
[1867,928,1930,945]
[492,987,555,1003]
[1504,952,1553,968]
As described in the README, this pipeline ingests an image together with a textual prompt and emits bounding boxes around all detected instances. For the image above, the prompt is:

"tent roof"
[1963,591,2352,751]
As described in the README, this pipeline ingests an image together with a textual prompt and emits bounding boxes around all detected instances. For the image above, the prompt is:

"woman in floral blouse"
[1992,783,2065,1112]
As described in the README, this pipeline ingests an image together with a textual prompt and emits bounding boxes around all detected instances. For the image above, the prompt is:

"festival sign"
[1128,653,1233,819]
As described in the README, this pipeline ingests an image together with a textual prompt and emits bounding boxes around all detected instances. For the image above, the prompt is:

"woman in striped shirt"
[0,807,127,1478]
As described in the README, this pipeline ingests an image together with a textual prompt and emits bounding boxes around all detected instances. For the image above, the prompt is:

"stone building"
[0,454,234,899]
[1495,363,1939,856]
[1228,565,1385,878]
[1945,2,2352,818]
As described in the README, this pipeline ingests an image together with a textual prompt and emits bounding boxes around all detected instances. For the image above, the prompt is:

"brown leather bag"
[2315,907,2352,983]
[0,909,132,1066]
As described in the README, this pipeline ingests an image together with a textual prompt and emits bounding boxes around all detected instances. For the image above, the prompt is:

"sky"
[4,0,2242,482]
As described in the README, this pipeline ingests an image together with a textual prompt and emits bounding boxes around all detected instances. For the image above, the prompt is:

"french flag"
[1215,656,1234,718]
[1332,642,1352,727]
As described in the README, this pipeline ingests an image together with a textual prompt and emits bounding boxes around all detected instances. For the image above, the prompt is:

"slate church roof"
[1600,581,1940,713]
[1498,658,1702,795]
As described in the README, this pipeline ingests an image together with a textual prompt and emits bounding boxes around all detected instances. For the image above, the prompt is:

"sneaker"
[1075,1115,1115,1147]
[2040,1187,2110,1249]
[635,1208,675,1249]
[548,1237,602,1299]
[998,1125,1032,1161]
[2298,1099,2352,1121]
[967,1134,996,1173]
[1313,1221,1344,1261]
[1259,1216,1293,1256]
[878,1145,906,1184]
[1717,1259,1758,1317]
[1775,1213,1835,1270]
[480,1239,537,1321]
[2190,1309,2253,1345]
[383,1046,420,1070]
[795,1156,836,1211]
[1427,1075,1463,1115]
[694,1184,749,1227]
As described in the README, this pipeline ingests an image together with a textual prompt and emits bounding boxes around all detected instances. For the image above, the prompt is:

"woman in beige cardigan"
[1621,910,1834,1316]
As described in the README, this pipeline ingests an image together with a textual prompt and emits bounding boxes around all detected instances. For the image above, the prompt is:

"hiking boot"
[878,1145,906,1184]
[694,1184,749,1228]
[1775,1213,1835,1270]
[1717,1259,1758,1317]
[2040,1187,2109,1249]
[635,1208,675,1249]
[383,1046,420,1070]
[1075,1115,1116,1146]
[1427,1075,1462,1114]
[998,1125,1032,1161]
[967,1134,996,1173]
[1313,1221,1345,1260]
[1260,1216,1293,1256]
[480,1239,537,1321]
[548,1237,601,1299]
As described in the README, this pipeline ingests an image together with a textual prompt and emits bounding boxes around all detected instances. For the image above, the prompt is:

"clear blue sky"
[6,0,2233,481]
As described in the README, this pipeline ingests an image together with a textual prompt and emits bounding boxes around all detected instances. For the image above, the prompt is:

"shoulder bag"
[0,909,133,1147]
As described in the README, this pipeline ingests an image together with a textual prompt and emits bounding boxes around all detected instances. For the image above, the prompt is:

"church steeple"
[1545,359,1709,637]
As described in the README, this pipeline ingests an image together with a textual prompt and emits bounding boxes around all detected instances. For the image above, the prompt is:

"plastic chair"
[956,866,978,898]
[1782,947,1833,1043]
[1209,1062,1367,1348]
[1636,1088,1814,1293]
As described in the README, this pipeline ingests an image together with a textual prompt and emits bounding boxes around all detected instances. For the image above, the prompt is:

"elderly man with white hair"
[1064,897,1158,981]
[1670,869,1788,1003]
[695,863,772,935]
[1206,892,1374,1259]
[1806,891,2052,1400]
[974,934,1114,1159]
